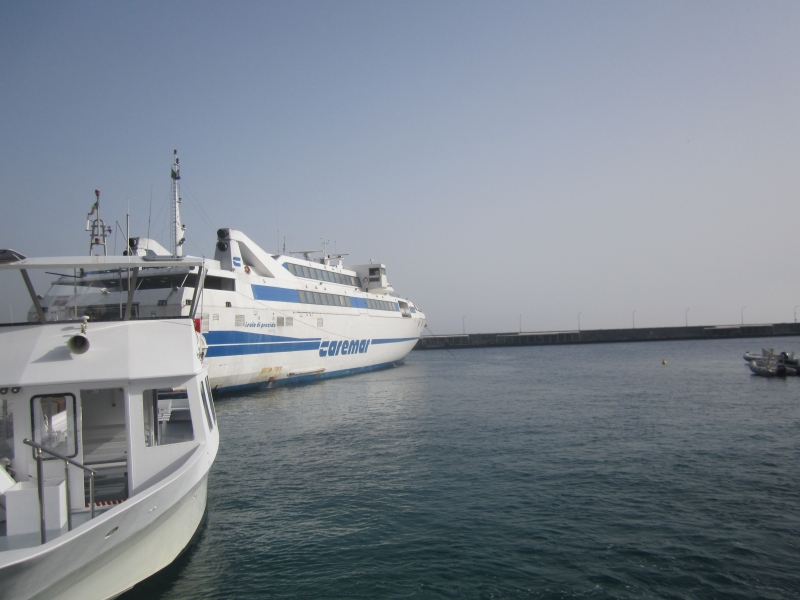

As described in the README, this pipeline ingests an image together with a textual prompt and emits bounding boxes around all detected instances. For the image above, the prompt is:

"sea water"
[123,337,800,599]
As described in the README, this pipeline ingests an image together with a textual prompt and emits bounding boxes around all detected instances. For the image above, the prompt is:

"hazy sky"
[1,1,799,333]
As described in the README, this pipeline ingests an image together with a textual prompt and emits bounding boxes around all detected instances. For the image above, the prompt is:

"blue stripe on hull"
[251,285,301,303]
[205,331,320,345]
[204,331,418,358]
[206,340,321,357]
[370,337,418,344]
[212,360,404,396]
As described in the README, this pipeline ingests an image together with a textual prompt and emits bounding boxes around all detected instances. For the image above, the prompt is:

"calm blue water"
[123,338,800,599]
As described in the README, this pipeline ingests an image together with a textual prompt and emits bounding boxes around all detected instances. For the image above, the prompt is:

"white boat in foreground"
[0,252,219,600]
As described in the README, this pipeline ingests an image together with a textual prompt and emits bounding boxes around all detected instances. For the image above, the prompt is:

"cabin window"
[142,389,194,447]
[199,381,214,431]
[1,399,14,461]
[201,313,210,333]
[285,317,293,327]
[317,318,323,327]
[235,315,245,327]
[277,317,284,326]
[204,276,235,291]
[31,394,77,459]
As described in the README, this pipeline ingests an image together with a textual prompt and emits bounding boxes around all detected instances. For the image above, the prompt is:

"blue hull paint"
[212,359,404,397]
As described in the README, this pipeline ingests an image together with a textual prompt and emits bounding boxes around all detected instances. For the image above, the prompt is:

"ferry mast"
[171,149,185,257]
[86,189,111,256]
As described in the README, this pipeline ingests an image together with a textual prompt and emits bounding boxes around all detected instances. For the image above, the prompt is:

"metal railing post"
[64,460,72,531]
[35,447,46,545]
[23,438,98,542]
[90,472,95,519]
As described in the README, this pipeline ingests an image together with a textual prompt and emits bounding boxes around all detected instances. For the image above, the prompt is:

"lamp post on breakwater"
[741,306,746,326]
[632,310,636,329]
[794,305,798,323]
[685,308,689,327]
[578,312,581,332]
[462,316,465,335]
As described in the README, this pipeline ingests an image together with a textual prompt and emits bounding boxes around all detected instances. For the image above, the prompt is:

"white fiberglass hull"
[0,442,216,600]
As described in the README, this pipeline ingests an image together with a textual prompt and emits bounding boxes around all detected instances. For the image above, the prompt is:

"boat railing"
[22,438,98,544]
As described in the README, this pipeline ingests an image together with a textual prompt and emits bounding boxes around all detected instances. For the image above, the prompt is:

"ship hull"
[0,445,214,600]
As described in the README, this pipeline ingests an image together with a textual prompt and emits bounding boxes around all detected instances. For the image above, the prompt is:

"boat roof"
[0,319,202,387]
[0,253,205,271]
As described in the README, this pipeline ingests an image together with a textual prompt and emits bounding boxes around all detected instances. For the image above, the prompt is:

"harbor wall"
[414,323,800,350]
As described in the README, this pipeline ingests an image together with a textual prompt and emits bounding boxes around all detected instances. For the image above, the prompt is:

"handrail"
[23,439,97,474]
[23,438,98,544]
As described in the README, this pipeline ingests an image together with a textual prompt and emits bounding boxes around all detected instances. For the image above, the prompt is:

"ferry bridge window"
[143,389,194,447]
[283,262,360,287]
[31,393,77,458]
[365,299,397,312]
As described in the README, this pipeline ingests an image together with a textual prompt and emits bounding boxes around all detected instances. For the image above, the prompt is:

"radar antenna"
[288,249,322,261]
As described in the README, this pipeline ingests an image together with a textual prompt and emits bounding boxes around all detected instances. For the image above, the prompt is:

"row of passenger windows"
[283,262,360,287]
[61,274,234,292]
[366,298,397,312]
[299,290,353,307]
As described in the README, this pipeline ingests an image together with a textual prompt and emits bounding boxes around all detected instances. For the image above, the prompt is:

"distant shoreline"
[415,323,800,350]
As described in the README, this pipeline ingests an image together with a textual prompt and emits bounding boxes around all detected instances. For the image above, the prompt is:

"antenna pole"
[171,150,185,257]
[88,189,109,256]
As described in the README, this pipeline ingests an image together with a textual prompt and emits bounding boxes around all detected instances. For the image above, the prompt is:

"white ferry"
[0,252,219,600]
[27,152,426,394]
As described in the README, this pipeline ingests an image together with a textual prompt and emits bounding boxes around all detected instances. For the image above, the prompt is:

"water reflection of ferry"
[31,152,426,394]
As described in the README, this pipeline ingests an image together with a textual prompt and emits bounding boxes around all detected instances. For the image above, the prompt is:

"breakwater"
[414,322,800,350]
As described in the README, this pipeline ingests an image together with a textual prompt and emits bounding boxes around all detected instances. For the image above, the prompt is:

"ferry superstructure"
[27,152,426,394]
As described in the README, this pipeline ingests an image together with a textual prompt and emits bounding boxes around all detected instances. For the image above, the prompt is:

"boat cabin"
[0,253,216,551]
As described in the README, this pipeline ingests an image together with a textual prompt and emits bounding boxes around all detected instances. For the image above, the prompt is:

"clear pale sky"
[1,1,799,333]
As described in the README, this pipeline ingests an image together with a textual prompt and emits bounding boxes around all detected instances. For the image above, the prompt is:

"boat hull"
[0,447,212,600]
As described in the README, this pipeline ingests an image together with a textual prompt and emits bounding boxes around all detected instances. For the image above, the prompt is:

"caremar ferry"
[30,151,426,394]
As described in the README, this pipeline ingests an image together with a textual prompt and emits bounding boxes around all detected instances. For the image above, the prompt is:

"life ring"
[362,276,368,284]
[244,265,251,274]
